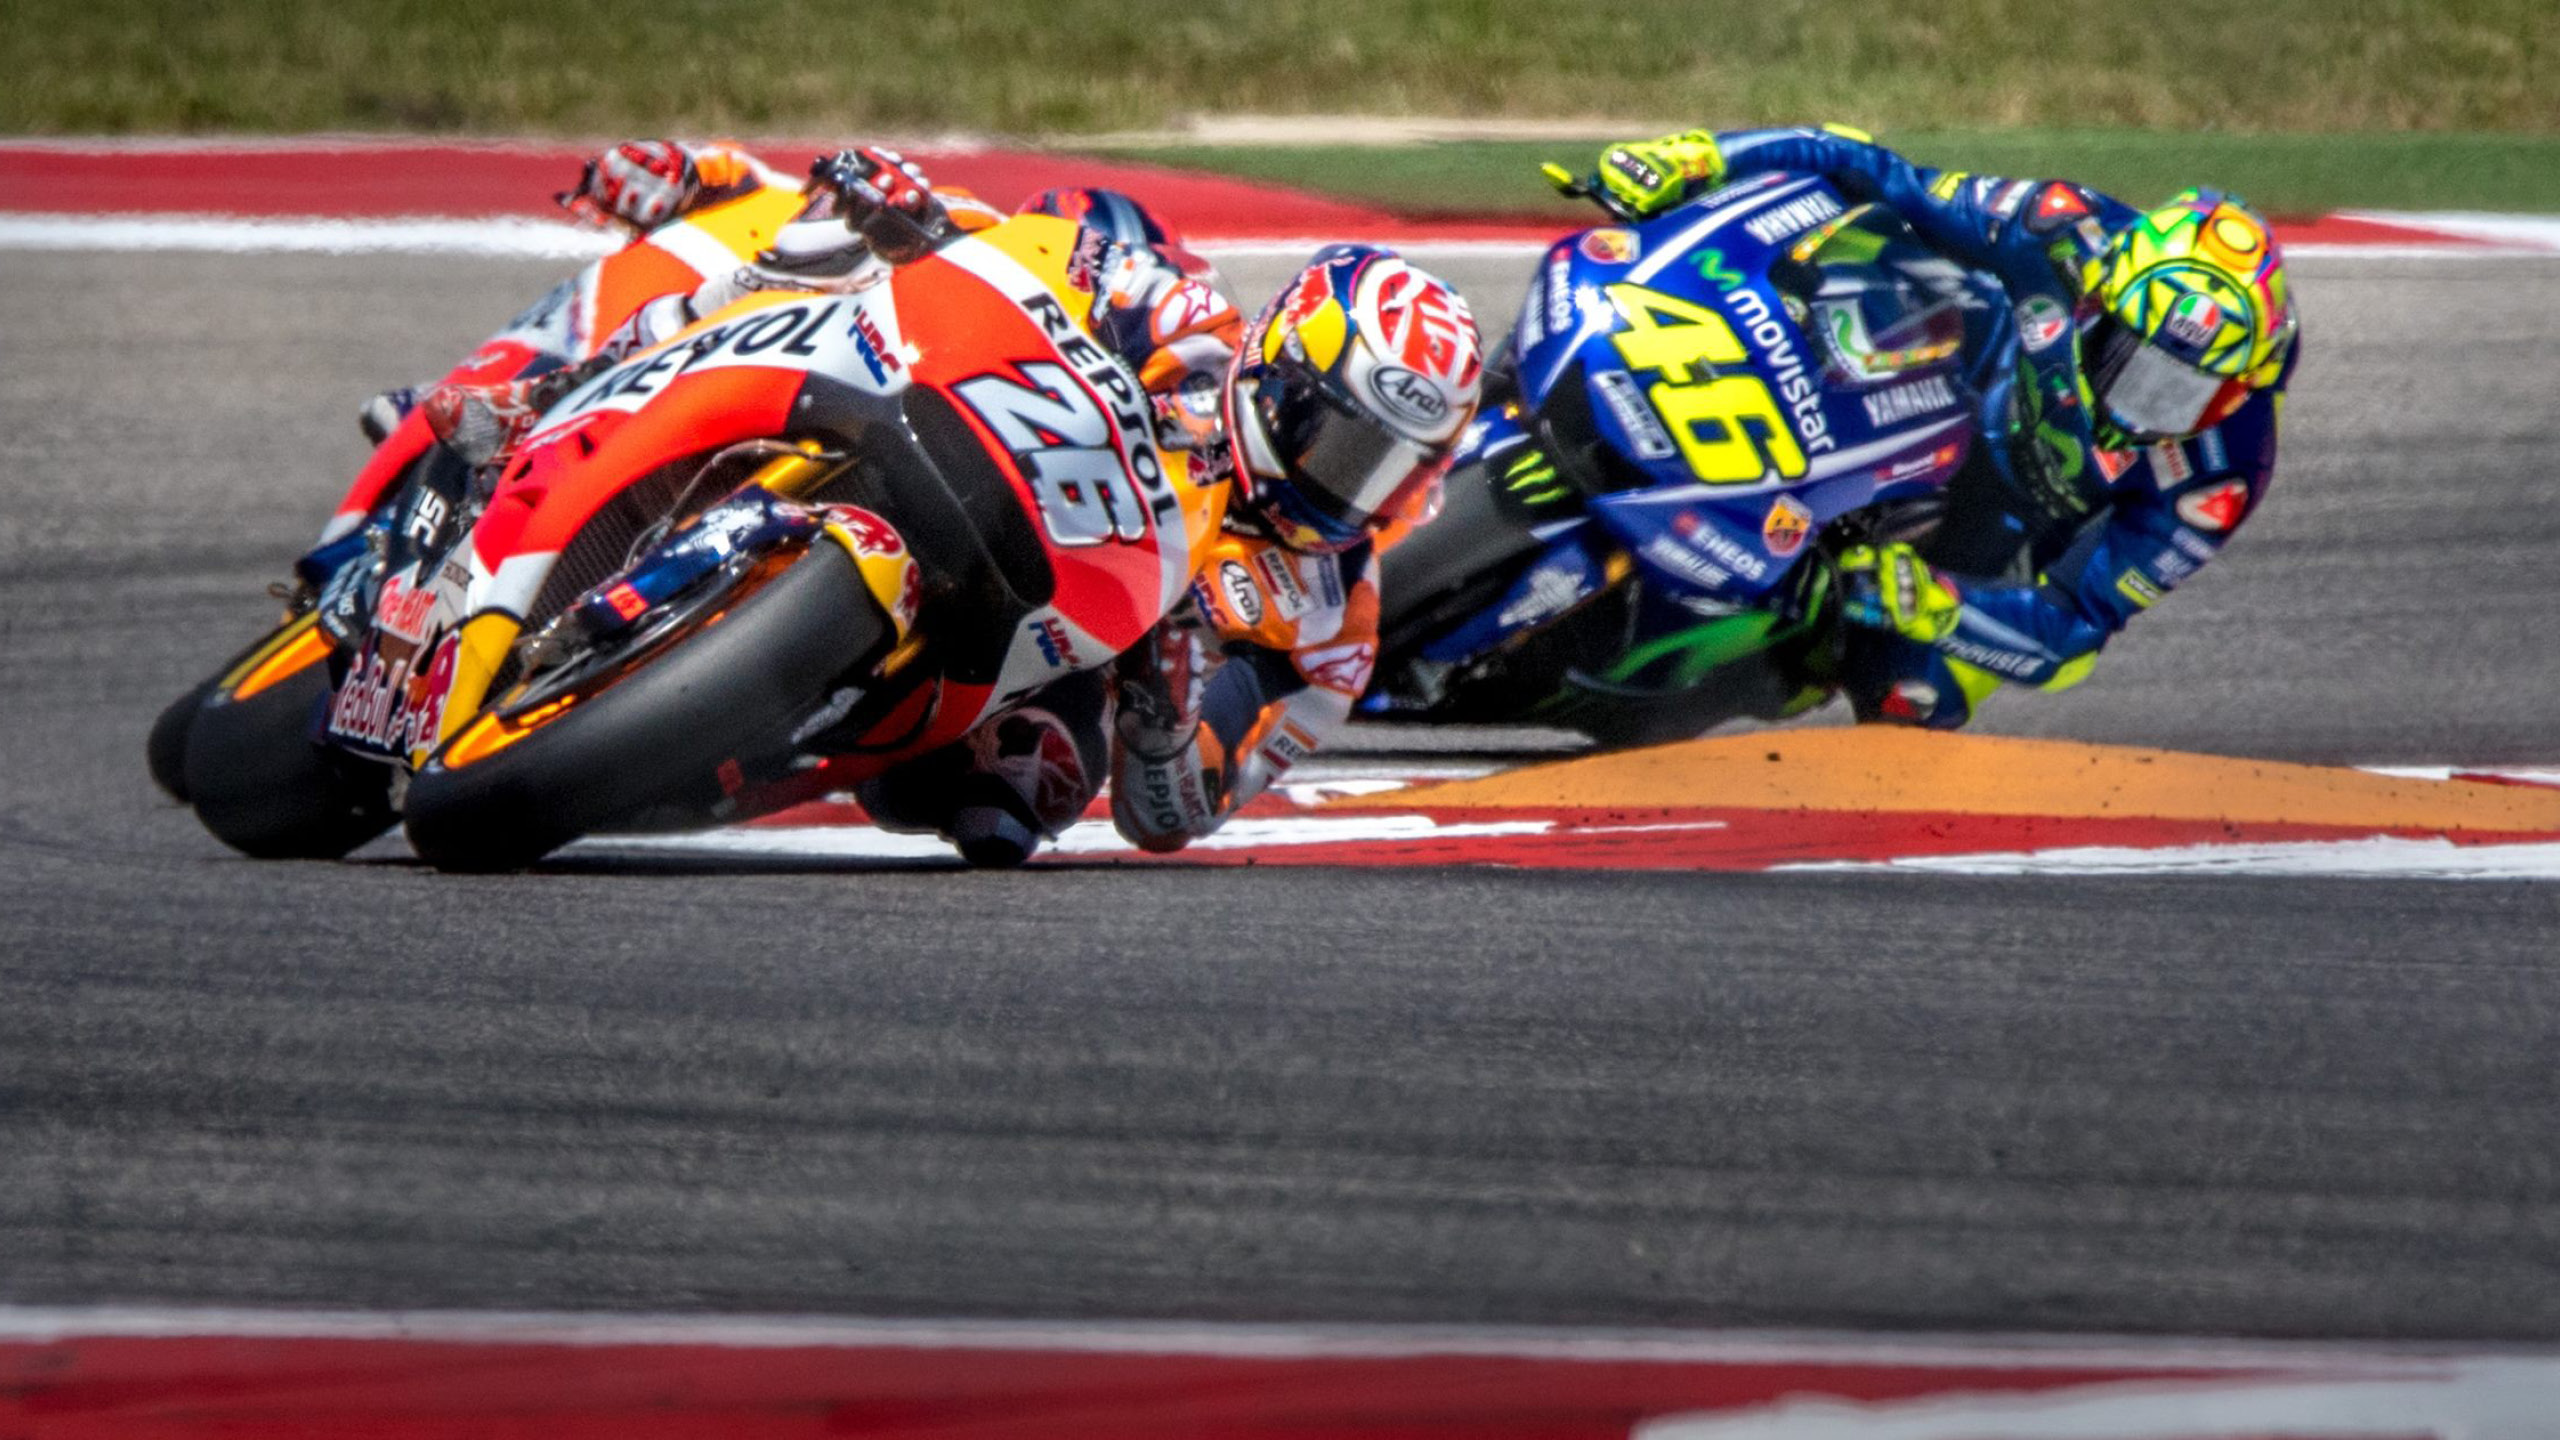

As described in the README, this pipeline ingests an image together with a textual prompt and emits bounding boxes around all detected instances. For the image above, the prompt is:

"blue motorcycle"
[1365,171,2006,746]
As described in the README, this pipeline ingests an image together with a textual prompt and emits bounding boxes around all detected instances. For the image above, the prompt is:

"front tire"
[183,646,398,860]
[147,677,215,801]
[402,542,886,873]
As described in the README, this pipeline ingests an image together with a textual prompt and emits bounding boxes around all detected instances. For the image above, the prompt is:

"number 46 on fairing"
[1605,283,1807,486]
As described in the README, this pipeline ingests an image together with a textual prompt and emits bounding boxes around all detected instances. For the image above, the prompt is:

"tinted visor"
[1247,363,1446,539]
[2085,311,2225,442]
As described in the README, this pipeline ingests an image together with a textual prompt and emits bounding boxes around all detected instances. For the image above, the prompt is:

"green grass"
[5,0,2555,135]
[1106,130,2560,218]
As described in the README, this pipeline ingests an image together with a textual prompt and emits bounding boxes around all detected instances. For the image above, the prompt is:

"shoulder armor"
[2023,182,2097,236]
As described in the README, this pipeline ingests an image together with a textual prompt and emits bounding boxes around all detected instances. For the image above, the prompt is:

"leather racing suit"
[1644,128,2293,727]
[856,230,1383,862]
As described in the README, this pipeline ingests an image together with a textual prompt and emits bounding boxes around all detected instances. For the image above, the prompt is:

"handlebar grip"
[1539,162,1644,223]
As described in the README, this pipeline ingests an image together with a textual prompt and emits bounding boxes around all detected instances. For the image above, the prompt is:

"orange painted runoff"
[1332,730,2560,834]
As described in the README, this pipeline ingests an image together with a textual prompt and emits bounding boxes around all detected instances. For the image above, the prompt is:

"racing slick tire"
[182,653,398,860]
[148,677,215,801]
[402,542,887,873]
[1376,459,1547,658]
[151,618,321,803]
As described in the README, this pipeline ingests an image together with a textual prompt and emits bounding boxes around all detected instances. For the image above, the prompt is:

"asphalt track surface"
[4,248,2560,1341]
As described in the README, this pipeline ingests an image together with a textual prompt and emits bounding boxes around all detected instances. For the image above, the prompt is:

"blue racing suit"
[1693,128,2293,726]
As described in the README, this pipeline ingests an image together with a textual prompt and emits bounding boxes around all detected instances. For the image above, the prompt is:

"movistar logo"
[1692,249,1746,292]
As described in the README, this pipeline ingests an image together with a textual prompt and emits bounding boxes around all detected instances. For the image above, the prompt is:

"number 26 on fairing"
[954,364,1152,548]
[1605,284,1806,485]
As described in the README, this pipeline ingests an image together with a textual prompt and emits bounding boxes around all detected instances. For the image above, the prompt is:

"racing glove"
[421,378,547,467]
[811,146,954,265]
[1112,622,1208,760]
[1110,625,1226,853]
[1591,129,1726,218]
[1837,542,1962,645]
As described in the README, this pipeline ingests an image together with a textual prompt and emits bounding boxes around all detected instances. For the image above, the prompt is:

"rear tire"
[183,660,398,860]
[1376,459,1547,657]
[402,543,885,873]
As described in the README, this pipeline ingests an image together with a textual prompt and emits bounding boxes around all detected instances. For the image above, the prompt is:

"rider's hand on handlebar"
[1591,129,1726,219]
[1838,543,1963,645]
[810,146,953,264]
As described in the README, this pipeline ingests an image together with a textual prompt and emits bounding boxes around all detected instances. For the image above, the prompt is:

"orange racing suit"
[855,230,1381,861]
[1108,527,1380,852]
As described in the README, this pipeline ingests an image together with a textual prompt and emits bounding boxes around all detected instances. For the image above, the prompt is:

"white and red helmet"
[559,140,700,232]
[1225,246,1484,552]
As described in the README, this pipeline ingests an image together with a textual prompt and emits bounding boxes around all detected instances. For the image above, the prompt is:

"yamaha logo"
[1368,365,1448,429]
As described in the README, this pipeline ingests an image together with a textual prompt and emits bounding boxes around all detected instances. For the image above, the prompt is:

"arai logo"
[1218,559,1265,627]
[1367,365,1449,429]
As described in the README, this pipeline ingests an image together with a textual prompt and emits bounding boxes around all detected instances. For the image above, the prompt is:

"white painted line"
[568,761,2560,873]
[0,134,998,157]
[0,1303,2534,1371]
[0,212,613,259]
[576,811,1550,864]
[0,135,608,155]
[1199,238,1559,260]
[1642,1360,2560,1439]
[2345,210,2560,253]
[2360,764,2560,787]
[2283,243,2560,259]
[1781,836,2560,881]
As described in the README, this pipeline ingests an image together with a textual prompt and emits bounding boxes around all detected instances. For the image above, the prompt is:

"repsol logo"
[1019,291,1180,530]
[565,300,848,415]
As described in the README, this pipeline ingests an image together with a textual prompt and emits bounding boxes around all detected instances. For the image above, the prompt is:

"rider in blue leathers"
[1549,124,2300,726]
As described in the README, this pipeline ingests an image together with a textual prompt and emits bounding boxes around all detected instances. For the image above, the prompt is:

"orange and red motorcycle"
[146,173,806,803]
[166,213,1224,869]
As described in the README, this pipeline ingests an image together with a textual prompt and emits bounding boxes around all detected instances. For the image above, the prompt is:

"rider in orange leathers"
[791,149,1488,865]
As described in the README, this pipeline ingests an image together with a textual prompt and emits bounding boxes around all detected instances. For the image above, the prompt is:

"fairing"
[1500,174,1987,615]
[326,214,1223,782]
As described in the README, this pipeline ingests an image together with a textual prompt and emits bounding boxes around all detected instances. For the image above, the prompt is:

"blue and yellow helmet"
[2080,189,2296,444]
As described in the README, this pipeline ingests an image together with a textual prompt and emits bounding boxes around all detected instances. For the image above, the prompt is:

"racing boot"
[854,677,1109,868]
[945,701,1104,868]
[357,386,419,446]
[418,357,607,467]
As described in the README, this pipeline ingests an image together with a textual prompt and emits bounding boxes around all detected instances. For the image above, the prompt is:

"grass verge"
[5,0,2553,136]
[1101,131,2560,219]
